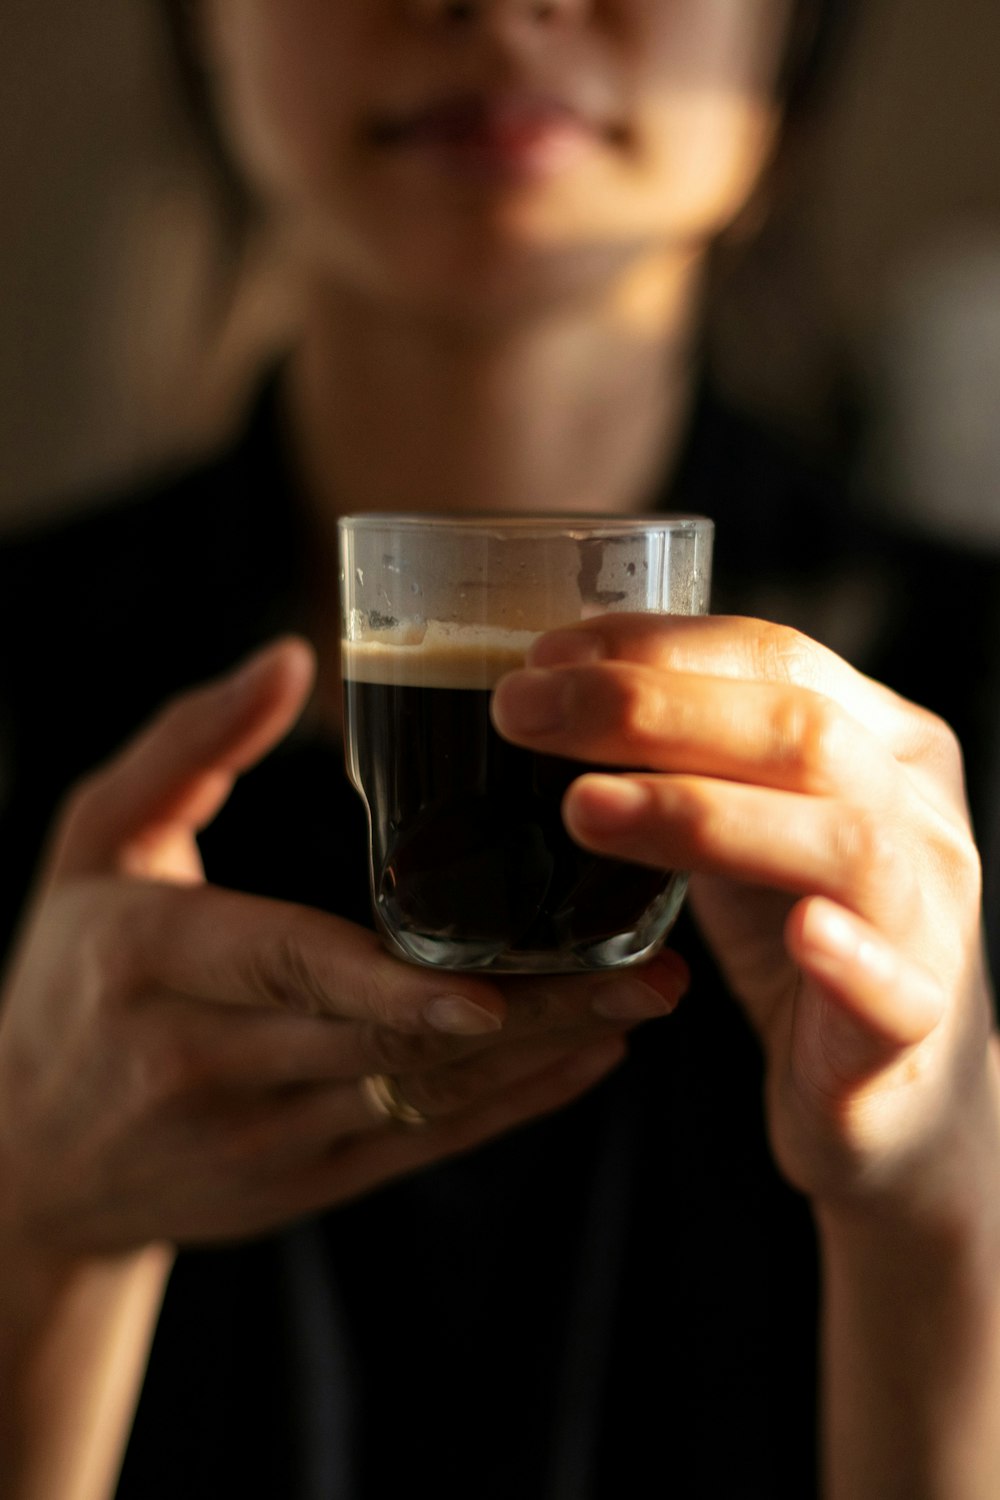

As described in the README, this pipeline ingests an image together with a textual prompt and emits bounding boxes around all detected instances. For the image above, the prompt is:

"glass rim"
[337,511,713,538]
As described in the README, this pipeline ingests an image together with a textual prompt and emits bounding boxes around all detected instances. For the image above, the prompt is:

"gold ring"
[360,1072,430,1128]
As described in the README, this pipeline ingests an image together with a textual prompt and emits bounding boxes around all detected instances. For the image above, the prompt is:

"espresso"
[343,630,685,970]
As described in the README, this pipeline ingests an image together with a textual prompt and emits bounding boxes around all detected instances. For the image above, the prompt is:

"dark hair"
[780,0,856,115]
[157,0,248,223]
[157,0,856,223]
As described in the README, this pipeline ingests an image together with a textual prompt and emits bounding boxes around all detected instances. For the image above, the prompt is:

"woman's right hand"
[0,639,685,1259]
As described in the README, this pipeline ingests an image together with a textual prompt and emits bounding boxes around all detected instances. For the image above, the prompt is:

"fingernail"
[591,976,680,1022]
[529,630,605,668]
[802,901,858,958]
[425,994,503,1035]
[493,670,569,736]
[802,904,897,985]
[222,644,277,693]
[854,937,898,984]
[221,637,305,697]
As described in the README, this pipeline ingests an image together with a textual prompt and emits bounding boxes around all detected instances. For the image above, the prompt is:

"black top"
[1,381,998,1499]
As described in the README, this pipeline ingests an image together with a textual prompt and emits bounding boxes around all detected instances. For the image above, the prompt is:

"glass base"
[375,874,689,974]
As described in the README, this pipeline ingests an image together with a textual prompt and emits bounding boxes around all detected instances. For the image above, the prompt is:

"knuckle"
[836,807,894,874]
[130,1032,207,1113]
[931,817,983,910]
[753,621,816,687]
[913,706,966,783]
[770,691,846,791]
[241,933,330,1016]
[609,672,665,755]
[351,963,415,1030]
[670,781,725,854]
[835,808,904,908]
[351,948,475,1034]
[959,837,984,908]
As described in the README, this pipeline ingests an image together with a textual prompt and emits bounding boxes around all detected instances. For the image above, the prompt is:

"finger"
[54,637,316,879]
[562,772,920,934]
[333,949,688,1066]
[131,998,393,1090]
[497,949,689,1028]
[125,883,510,1033]
[527,615,969,813]
[121,881,688,1038]
[493,659,899,801]
[527,614,914,748]
[232,1030,634,1175]
[372,1030,633,1123]
[239,1038,628,1231]
[213,951,685,1092]
[259,947,687,1082]
[151,991,490,1092]
[784,896,946,1087]
[244,949,687,1087]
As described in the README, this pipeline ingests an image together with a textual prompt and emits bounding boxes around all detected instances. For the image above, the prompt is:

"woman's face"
[203,0,796,316]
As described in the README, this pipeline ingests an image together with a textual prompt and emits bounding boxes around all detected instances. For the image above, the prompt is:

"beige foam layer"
[342,622,537,690]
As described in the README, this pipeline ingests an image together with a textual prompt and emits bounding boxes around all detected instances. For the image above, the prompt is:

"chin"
[397,245,645,323]
[311,199,676,327]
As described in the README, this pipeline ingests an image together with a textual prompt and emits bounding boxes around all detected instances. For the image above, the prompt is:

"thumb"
[52,637,316,880]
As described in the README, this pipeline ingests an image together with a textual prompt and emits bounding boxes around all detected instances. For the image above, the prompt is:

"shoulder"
[0,457,215,621]
[0,379,304,801]
[0,382,286,623]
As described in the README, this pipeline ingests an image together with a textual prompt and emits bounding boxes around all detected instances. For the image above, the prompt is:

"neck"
[285,249,702,538]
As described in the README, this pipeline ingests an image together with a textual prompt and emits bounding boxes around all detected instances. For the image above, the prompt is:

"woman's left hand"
[492,614,1000,1228]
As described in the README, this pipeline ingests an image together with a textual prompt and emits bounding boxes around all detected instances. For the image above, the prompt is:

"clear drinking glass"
[339,512,713,972]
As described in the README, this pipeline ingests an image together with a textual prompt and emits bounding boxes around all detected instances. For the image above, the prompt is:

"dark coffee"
[343,635,685,970]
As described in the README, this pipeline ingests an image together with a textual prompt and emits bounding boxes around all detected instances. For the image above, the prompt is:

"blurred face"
[203,0,795,316]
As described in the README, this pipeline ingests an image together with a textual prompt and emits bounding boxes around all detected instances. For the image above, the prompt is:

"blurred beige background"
[1,0,999,535]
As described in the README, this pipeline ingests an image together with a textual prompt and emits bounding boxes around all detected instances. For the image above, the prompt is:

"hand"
[0,639,687,1259]
[492,614,1000,1227]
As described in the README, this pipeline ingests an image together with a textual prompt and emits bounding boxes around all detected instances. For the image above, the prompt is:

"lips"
[367,92,610,182]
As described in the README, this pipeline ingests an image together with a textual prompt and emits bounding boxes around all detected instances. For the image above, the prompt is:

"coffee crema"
[341,623,536,690]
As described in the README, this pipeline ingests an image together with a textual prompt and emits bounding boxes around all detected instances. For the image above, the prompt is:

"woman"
[1,2,998,1497]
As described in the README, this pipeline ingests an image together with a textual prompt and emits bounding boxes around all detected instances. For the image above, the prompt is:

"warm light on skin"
[194,0,798,534]
[201,0,793,323]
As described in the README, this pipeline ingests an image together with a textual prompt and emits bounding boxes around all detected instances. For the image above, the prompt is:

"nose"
[408,0,588,24]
